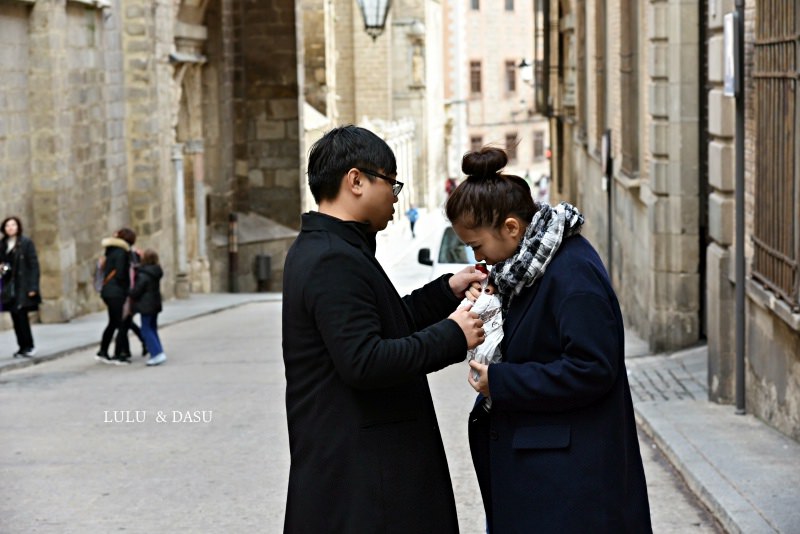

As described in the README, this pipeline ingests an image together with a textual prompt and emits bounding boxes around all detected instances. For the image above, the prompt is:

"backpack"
[93,257,112,292]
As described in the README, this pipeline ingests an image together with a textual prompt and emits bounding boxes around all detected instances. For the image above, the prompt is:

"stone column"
[28,0,75,322]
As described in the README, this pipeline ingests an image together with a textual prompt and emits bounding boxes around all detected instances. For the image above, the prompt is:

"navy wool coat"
[471,235,652,533]
[282,212,467,534]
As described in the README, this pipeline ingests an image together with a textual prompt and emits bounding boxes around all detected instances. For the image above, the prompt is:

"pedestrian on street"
[281,125,487,533]
[0,216,41,358]
[126,247,148,358]
[96,227,137,365]
[446,146,652,533]
[130,248,166,366]
[405,203,419,238]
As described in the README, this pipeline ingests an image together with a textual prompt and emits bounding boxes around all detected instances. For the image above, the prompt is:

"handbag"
[0,275,15,307]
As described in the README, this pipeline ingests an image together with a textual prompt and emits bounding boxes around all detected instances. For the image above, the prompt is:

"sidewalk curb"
[635,406,739,534]
[634,402,780,534]
[0,294,281,376]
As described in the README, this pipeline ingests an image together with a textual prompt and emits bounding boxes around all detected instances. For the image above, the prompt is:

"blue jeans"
[140,313,163,356]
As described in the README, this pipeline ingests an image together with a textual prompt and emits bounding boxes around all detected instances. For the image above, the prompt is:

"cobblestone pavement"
[627,347,708,403]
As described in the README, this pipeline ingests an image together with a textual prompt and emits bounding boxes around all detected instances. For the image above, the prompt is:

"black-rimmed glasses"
[357,168,404,196]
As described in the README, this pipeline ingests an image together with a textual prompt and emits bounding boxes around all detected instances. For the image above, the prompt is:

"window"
[752,0,799,309]
[470,136,483,152]
[619,0,639,174]
[470,61,482,94]
[505,0,514,11]
[506,133,518,161]
[471,0,479,10]
[533,131,545,161]
[505,61,517,92]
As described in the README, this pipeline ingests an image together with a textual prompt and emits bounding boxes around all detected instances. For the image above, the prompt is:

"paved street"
[0,302,289,532]
[0,213,721,533]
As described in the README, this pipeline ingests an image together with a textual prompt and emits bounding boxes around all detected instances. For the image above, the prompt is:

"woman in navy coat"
[447,147,652,533]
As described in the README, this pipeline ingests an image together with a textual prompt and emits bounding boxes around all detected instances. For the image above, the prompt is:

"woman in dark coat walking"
[446,147,652,533]
[96,227,136,365]
[0,216,41,358]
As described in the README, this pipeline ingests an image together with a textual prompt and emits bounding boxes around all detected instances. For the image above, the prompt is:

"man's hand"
[449,265,487,299]
[448,304,485,349]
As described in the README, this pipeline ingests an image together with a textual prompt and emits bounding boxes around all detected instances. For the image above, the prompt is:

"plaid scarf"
[490,201,585,315]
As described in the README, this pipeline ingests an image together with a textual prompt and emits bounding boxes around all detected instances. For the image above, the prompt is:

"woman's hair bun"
[462,147,508,179]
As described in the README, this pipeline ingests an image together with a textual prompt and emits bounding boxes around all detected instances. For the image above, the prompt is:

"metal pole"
[734,0,746,414]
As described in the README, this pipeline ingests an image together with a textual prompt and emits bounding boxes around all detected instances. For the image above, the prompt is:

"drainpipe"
[172,144,190,298]
[733,0,746,414]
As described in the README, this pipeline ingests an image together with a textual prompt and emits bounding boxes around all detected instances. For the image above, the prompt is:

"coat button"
[489,430,499,441]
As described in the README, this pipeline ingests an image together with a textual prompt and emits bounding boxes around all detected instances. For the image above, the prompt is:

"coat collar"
[301,212,377,255]
[101,236,131,251]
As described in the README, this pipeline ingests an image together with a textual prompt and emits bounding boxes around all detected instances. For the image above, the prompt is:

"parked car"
[418,224,477,280]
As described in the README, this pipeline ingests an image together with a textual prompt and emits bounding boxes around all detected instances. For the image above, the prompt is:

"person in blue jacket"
[405,204,419,238]
[446,146,652,533]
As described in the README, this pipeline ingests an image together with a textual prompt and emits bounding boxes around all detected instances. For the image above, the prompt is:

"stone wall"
[230,0,302,231]
[558,0,703,352]
[705,0,736,403]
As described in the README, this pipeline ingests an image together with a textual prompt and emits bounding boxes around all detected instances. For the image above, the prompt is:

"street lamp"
[357,0,392,41]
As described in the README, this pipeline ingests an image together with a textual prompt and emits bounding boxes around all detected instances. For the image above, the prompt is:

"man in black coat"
[282,125,487,533]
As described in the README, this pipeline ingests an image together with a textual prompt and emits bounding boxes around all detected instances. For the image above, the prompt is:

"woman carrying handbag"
[0,216,42,358]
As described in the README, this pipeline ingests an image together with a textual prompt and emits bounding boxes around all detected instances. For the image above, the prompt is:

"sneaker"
[95,353,114,364]
[22,348,37,357]
[112,356,132,366]
[146,353,167,366]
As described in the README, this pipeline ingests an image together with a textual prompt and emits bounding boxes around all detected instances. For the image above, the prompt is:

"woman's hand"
[468,360,490,396]
[27,291,37,298]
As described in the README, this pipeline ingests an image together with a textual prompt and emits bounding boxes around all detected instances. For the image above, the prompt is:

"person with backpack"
[0,216,42,358]
[130,249,166,366]
[96,227,137,365]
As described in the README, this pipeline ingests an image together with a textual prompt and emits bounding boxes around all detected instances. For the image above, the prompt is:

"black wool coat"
[130,264,163,315]
[470,235,652,533]
[100,238,131,300]
[282,212,467,534]
[0,235,41,311]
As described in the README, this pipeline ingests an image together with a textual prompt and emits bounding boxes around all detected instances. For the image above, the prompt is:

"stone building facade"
[0,0,303,325]
[539,0,800,440]
[443,0,550,194]
[301,0,448,216]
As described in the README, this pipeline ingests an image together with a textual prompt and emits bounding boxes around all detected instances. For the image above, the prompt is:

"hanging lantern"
[357,0,392,41]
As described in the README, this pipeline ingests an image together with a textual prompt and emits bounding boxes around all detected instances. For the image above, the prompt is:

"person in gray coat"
[0,216,41,358]
[282,125,487,533]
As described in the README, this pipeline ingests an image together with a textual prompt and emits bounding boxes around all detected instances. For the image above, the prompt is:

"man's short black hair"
[307,125,397,203]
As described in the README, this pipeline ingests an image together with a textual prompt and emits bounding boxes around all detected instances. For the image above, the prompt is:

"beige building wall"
[459,0,549,189]
[737,0,799,440]
[329,0,445,215]
[0,0,304,324]
[705,0,737,403]
[564,0,702,352]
